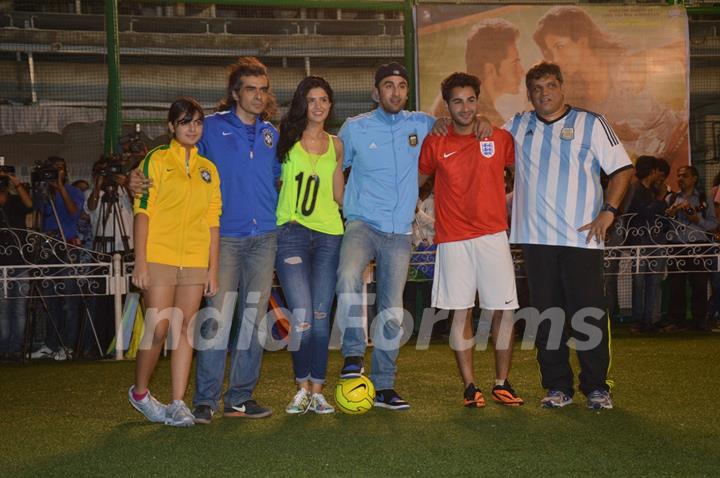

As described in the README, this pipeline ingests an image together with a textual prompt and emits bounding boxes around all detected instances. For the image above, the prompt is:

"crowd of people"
[0,54,717,427]
[619,157,719,334]
[1,154,137,363]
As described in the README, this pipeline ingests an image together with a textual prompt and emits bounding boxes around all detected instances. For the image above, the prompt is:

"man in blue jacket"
[191,57,280,423]
[337,63,435,410]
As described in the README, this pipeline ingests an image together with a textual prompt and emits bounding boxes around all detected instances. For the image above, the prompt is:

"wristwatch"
[601,203,619,216]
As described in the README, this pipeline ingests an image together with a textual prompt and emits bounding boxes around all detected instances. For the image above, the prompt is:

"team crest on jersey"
[262,129,274,148]
[409,134,418,147]
[480,141,495,158]
[560,127,575,141]
[200,168,212,183]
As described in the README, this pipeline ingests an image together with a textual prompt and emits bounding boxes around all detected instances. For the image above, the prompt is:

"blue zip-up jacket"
[339,108,435,234]
[199,111,280,237]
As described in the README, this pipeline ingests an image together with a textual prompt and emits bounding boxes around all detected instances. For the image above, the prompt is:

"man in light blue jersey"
[504,62,633,410]
[336,62,436,410]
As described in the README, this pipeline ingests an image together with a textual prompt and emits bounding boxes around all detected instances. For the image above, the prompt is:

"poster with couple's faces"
[417,4,689,181]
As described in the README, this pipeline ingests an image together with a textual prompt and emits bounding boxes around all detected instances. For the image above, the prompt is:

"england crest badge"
[480,141,495,158]
[262,128,274,148]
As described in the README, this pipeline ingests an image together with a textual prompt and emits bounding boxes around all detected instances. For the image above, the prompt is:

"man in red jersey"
[419,72,523,408]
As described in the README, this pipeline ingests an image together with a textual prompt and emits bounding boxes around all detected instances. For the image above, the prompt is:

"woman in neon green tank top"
[276,76,345,414]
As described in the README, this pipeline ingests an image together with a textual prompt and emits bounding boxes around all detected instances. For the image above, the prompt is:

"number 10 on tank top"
[294,171,320,216]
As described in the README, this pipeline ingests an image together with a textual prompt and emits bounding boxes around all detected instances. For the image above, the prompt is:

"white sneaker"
[540,390,573,409]
[128,386,167,423]
[165,400,195,427]
[586,390,614,410]
[30,345,53,359]
[285,389,311,414]
[309,393,335,414]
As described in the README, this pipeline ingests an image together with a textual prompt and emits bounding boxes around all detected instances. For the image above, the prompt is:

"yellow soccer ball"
[334,376,375,415]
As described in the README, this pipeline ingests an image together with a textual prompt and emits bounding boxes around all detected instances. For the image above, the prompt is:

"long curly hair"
[277,76,334,163]
[216,56,276,121]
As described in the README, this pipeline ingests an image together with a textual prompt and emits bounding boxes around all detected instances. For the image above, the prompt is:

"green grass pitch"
[1,331,718,477]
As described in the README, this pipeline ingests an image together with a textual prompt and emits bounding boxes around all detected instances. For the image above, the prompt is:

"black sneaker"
[193,404,214,424]
[374,389,410,410]
[223,399,272,419]
[340,356,365,378]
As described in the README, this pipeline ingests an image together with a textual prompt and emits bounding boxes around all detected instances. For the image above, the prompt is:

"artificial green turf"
[1,331,719,477]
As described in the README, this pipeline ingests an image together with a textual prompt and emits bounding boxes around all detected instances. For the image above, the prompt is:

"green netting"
[688,17,720,190]
[0,1,404,183]
[1,1,719,186]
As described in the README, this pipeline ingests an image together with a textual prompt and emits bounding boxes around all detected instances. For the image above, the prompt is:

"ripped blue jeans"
[275,222,342,383]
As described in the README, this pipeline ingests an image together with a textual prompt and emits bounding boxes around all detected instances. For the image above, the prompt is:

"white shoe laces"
[290,389,308,407]
[312,393,332,409]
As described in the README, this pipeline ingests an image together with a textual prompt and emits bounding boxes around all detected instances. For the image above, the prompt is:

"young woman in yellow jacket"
[129,97,221,427]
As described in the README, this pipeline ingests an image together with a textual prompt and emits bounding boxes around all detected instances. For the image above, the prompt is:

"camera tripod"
[23,185,103,361]
[92,183,131,254]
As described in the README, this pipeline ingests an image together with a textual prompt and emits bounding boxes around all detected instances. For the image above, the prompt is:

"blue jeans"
[335,220,412,390]
[710,272,720,321]
[275,222,341,384]
[631,253,665,326]
[193,232,277,410]
[0,271,28,354]
[0,296,27,354]
[44,276,81,353]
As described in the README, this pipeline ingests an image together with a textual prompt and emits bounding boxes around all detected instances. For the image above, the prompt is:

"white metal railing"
[2,214,719,359]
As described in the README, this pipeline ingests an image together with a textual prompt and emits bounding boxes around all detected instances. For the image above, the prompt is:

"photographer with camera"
[85,155,134,254]
[31,156,85,360]
[663,165,717,332]
[74,156,134,356]
[0,164,33,361]
[38,156,84,244]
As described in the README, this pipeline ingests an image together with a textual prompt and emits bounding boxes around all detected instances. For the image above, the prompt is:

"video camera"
[95,159,125,178]
[93,155,130,200]
[119,124,147,165]
[30,159,60,191]
[0,159,15,190]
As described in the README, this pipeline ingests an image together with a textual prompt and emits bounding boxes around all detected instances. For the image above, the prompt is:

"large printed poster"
[417,4,690,178]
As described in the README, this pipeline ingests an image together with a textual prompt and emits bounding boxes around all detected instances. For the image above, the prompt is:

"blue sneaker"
[540,390,573,409]
[192,405,214,424]
[374,389,410,410]
[586,390,613,410]
[340,356,364,379]
[223,399,272,419]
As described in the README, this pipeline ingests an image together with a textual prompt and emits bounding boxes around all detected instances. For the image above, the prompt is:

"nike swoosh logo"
[505,299,514,304]
[166,168,174,172]
[350,383,367,393]
[222,132,232,136]
[443,151,457,158]
[230,405,246,413]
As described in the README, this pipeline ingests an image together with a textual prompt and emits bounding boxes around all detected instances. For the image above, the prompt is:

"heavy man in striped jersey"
[504,62,633,410]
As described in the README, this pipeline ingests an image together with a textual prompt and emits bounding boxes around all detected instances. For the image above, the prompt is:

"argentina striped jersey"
[505,107,632,249]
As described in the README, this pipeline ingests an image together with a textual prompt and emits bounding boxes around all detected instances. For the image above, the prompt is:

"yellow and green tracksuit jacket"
[134,139,222,268]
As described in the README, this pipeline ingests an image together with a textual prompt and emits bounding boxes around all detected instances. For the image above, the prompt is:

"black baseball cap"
[374,62,409,87]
